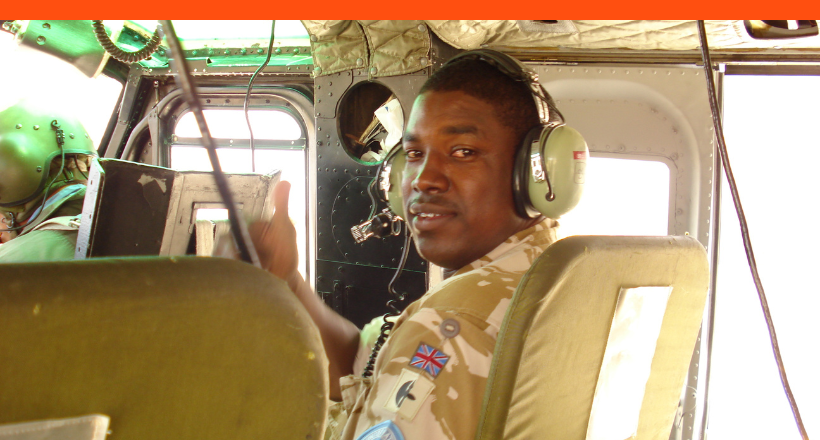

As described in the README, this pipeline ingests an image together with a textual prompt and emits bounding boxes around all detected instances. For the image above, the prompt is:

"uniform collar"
[453,217,559,277]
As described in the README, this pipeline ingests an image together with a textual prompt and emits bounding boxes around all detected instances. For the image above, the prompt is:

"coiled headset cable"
[362,224,411,378]
[92,20,163,64]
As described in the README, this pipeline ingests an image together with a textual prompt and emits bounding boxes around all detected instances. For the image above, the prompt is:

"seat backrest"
[475,235,709,440]
[0,257,328,440]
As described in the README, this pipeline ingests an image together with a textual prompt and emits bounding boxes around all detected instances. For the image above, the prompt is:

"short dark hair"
[419,57,541,147]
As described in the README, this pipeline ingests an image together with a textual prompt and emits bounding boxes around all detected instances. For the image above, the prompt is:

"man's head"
[0,100,95,237]
[400,56,542,270]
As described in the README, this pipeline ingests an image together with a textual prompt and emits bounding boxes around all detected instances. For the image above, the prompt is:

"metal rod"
[697,20,809,440]
[161,20,260,268]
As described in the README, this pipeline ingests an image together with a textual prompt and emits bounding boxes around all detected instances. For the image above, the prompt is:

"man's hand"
[250,180,299,288]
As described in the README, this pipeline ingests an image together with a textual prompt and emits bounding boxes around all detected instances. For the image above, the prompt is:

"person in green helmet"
[0,100,97,262]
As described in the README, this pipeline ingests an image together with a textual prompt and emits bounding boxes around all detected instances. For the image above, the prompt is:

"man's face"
[401,90,536,270]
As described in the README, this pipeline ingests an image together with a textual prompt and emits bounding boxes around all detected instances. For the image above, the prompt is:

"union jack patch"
[409,343,449,378]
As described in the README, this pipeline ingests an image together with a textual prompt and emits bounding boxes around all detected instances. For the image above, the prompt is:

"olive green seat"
[476,235,709,440]
[0,257,328,440]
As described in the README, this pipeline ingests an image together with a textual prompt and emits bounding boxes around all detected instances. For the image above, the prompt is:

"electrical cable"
[92,20,163,64]
[362,224,412,378]
[244,20,276,173]
[697,20,809,440]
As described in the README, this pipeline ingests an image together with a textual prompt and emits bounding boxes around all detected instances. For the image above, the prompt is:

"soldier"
[0,100,95,262]
[252,50,562,440]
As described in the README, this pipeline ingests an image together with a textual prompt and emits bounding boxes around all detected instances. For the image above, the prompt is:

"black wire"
[696,20,809,440]
[244,20,276,173]
[366,176,379,219]
[362,224,411,378]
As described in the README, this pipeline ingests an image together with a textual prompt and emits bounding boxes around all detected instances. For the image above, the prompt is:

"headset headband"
[442,49,565,126]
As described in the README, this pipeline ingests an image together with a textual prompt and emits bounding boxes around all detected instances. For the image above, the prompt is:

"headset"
[378,48,589,220]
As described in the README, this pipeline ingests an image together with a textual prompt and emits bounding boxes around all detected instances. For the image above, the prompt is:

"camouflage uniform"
[332,219,558,440]
[0,184,85,262]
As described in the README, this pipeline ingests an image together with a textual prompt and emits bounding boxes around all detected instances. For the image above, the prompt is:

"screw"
[418,24,427,32]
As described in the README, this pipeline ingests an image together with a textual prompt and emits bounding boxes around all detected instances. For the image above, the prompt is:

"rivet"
[36,166,43,172]
[420,57,428,66]
[310,35,318,42]
[191,50,197,56]
[293,48,300,54]
[317,112,321,116]
[314,66,322,74]
[15,124,22,129]
[370,67,377,75]
[328,92,333,97]
[274,48,282,54]
[257,48,264,54]
[69,133,75,139]
[33,125,40,130]
[316,99,321,103]
[240,48,247,55]
[36,36,46,45]
[356,58,364,66]
[317,141,323,146]
[418,24,427,32]
[224,49,230,55]
[317,126,322,131]
[42,23,51,30]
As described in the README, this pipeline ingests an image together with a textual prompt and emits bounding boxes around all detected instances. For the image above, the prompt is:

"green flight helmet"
[0,100,96,209]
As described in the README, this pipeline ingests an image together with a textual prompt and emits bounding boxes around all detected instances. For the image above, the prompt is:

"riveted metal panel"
[313,68,431,324]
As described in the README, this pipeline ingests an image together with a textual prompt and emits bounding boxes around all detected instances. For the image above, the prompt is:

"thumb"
[273,180,291,217]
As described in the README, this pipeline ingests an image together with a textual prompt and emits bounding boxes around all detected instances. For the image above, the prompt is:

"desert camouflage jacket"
[330,219,559,440]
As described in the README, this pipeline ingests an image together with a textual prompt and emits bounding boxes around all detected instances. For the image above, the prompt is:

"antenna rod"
[161,20,261,268]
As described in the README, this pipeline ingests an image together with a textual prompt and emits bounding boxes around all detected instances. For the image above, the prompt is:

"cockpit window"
[171,108,308,278]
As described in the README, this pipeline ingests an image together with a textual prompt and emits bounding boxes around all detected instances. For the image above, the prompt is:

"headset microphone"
[350,208,402,243]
